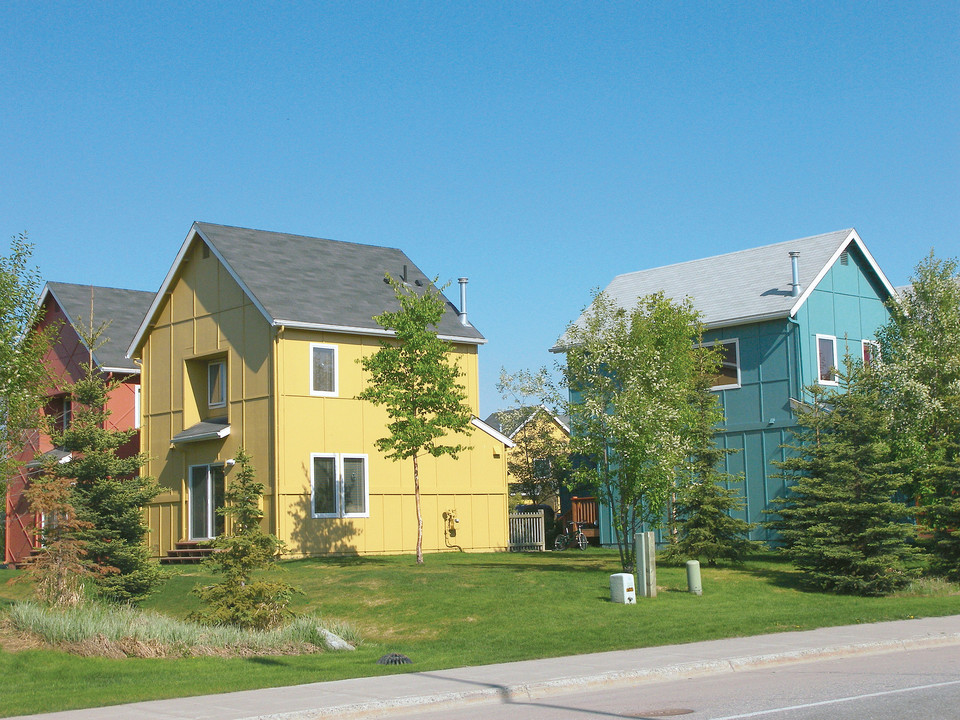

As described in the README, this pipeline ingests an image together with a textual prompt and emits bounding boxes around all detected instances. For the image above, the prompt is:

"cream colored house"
[127,222,512,558]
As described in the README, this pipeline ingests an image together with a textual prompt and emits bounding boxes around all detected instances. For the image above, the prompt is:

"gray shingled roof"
[44,282,155,371]
[556,229,891,348]
[194,222,485,342]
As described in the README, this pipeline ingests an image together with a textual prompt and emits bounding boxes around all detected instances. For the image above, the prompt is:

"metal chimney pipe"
[789,252,801,297]
[458,277,469,326]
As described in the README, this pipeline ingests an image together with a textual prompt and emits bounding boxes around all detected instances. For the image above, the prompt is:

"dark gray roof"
[171,418,230,444]
[194,222,485,342]
[43,282,155,371]
[556,229,895,349]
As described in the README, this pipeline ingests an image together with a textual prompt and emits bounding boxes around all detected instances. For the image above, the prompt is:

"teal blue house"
[558,229,897,544]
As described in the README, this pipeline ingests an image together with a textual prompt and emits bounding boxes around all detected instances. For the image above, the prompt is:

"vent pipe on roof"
[458,277,469,326]
[789,251,801,297]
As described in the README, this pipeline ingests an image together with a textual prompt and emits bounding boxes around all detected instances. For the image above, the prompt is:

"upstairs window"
[816,335,838,384]
[310,344,338,396]
[208,360,226,409]
[701,339,741,390]
[62,397,72,431]
[862,340,880,367]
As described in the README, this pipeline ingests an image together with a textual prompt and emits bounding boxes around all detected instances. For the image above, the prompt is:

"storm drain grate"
[377,653,413,665]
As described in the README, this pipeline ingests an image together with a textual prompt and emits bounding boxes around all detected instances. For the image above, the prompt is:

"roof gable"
[129,222,485,356]
[41,282,155,372]
[557,229,895,348]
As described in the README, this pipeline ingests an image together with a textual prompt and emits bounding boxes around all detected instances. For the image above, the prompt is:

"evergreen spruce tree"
[191,449,298,630]
[768,366,918,595]
[47,366,164,603]
[43,311,162,604]
[663,359,759,565]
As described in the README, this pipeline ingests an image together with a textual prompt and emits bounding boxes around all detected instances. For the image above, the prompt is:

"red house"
[4,282,154,567]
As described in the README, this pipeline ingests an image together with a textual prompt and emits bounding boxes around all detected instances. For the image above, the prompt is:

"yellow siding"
[273,329,507,556]
[138,238,275,555]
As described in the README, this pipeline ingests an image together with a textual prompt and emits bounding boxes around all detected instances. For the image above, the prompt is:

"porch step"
[160,540,218,565]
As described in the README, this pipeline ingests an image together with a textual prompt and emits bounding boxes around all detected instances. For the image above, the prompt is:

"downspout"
[273,325,284,551]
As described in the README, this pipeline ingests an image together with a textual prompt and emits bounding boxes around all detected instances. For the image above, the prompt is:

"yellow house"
[484,406,570,510]
[126,222,512,558]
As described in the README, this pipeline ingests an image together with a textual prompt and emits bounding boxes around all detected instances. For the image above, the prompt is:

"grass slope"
[2,550,958,717]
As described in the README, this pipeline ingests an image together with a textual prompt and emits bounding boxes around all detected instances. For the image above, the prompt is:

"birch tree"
[561,291,704,571]
[358,275,473,564]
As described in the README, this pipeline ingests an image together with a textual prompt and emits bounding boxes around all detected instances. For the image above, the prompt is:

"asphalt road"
[413,644,960,720]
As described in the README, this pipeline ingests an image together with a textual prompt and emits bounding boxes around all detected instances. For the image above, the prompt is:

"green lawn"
[2,550,958,717]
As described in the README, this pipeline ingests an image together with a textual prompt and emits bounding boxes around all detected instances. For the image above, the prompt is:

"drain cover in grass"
[377,653,412,665]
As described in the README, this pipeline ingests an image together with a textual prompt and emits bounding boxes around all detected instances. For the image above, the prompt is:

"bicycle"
[554,520,588,551]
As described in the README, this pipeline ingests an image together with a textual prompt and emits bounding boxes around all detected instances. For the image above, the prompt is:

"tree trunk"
[414,453,424,564]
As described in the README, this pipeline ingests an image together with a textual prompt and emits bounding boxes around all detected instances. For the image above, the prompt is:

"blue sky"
[2,2,957,415]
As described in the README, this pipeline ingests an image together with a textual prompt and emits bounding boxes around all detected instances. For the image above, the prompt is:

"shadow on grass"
[282,556,394,568]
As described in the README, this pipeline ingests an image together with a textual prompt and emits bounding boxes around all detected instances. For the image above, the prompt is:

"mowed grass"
[2,550,959,717]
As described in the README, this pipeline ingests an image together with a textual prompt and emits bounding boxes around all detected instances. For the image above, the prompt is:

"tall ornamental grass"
[10,601,359,656]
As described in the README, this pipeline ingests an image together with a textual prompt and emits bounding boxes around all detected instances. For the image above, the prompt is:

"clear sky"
[2,2,957,415]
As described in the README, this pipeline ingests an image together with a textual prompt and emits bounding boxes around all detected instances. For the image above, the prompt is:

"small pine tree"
[663,353,759,565]
[21,473,92,607]
[767,366,918,595]
[48,368,164,604]
[191,449,298,630]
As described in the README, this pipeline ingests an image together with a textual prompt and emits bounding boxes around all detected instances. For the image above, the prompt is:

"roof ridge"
[195,221,406,255]
[610,228,855,281]
[47,280,154,295]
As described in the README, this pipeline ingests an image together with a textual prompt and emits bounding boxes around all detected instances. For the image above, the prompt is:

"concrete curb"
[249,631,960,720]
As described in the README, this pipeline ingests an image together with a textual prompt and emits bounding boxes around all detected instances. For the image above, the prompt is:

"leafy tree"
[496,367,570,507]
[663,350,759,565]
[561,290,704,571]
[767,366,918,595]
[192,449,297,630]
[358,275,473,564]
[872,252,960,578]
[0,233,52,509]
[45,318,163,604]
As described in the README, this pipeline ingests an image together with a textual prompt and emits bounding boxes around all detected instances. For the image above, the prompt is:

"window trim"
[207,360,226,409]
[309,343,339,397]
[700,338,741,391]
[861,339,880,366]
[816,334,838,385]
[310,452,369,519]
[134,385,141,429]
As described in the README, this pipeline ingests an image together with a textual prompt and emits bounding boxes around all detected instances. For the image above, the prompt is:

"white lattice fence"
[508,510,545,552]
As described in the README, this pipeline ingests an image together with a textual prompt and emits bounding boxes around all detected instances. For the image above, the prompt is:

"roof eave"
[272,319,487,345]
[471,416,515,447]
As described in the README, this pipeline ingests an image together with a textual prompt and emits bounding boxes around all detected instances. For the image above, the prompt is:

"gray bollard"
[634,531,657,598]
[686,559,702,595]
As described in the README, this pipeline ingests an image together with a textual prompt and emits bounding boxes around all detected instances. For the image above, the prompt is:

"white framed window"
[862,340,880,367]
[700,339,741,390]
[310,344,338,397]
[310,453,368,518]
[134,385,141,429]
[816,334,838,384]
[208,360,226,408]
